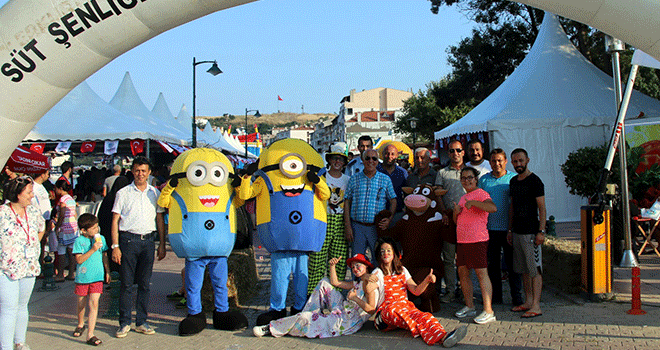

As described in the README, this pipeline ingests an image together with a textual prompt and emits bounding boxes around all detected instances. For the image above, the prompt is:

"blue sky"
[2,0,476,117]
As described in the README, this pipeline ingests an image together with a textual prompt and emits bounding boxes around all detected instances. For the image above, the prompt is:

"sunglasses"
[364,156,379,162]
[449,148,463,154]
[15,176,33,184]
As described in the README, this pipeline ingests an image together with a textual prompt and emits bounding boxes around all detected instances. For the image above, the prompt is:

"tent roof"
[435,13,660,140]
[24,81,181,143]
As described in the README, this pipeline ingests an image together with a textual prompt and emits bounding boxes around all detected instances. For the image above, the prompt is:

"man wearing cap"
[344,149,396,263]
[307,150,351,296]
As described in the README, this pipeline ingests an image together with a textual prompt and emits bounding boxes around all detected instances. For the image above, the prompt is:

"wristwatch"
[111,244,120,249]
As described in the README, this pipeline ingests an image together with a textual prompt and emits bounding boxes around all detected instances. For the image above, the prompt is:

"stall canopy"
[434,12,660,222]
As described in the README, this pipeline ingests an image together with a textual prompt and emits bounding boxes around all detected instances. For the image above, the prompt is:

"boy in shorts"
[72,213,110,346]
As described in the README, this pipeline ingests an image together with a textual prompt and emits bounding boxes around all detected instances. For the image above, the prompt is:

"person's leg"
[134,239,155,327]
[521,274,533,309]
[270,252,293,311]
[350,222,368,257]
[486,230,503,303]
[442,242,457,299]
[531,274,543,313]
[76,295,87,329]
[364,226,378,265]
[118,235,138,328]
[475,268,493,314]
[457,266,473,308]
[184,258,207,315]
[503,235,523,305]
[67,246,76,279]
[13,277,36,346]
[0,274,19,349]
[292,253,309,311]
[87,292,101,340]
[56,244,66,280]
[511,233,532,309]
[207,257,229,313]
[328,216,349,280]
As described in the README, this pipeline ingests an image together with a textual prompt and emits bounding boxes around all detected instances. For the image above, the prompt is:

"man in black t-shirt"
[507,148,546,318]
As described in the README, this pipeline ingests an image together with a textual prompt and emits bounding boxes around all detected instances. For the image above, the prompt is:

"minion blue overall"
[239,139,329,326]
[157,148,248,336]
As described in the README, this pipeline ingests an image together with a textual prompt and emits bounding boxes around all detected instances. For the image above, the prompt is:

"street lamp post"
[192,57,222,148]
[245,108,261,158]
[409,117,418,150]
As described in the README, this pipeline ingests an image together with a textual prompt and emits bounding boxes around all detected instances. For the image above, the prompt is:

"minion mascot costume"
[157,148,248,336]
[239,138,330,326]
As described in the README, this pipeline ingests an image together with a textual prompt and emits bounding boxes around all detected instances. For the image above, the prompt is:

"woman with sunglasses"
[253,253,383,338]
[0,176,46,350]
[452,167,497,324]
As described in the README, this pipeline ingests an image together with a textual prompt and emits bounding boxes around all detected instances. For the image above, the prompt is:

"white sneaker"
[135,324,155,335]
[116,325,131,338]
[253,325,271,337]
[442,325,468,348]
[474,311,496,324]
[454,306,476,318]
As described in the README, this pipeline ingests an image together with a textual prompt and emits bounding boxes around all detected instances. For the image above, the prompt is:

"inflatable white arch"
[1,0,659,165]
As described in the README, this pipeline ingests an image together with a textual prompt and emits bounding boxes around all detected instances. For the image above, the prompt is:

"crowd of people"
[0,136,547,349]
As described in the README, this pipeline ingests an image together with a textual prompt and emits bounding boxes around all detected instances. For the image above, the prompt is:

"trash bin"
[581,205,613,300]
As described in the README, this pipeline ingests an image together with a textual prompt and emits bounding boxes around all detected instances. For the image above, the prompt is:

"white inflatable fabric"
[0,0,256,166]
[515,0,660,59]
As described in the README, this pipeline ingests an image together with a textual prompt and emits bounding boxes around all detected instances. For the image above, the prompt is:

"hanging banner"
[5,146,51,173]
[104,140,119,155]
[30,143,45,154]
[55,141,71,153]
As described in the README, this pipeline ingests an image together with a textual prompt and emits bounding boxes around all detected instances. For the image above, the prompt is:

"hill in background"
[205,112,336,134]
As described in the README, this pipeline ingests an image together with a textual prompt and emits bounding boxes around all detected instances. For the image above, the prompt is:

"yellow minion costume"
[157,148,247,336]
[239,139,330,326]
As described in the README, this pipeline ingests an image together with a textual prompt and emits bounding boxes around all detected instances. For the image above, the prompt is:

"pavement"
[23,222,660,349]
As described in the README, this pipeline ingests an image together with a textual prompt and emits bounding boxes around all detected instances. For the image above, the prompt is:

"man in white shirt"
[111,157,166,338]
[465,139,491,178]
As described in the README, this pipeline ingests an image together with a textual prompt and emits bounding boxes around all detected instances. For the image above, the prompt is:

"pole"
[245,108,248,159]
[192,57,197,148]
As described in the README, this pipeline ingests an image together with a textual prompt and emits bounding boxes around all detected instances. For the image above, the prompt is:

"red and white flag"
[130,139,145,156]
[30,143,45,154]
[278,95,283,101]
[80,141,96,153]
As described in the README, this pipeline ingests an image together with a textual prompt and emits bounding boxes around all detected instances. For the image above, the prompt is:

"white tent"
[110,72,189,144]
[24,81,183,144]
[434,13,660,222]
[152,93,192,142]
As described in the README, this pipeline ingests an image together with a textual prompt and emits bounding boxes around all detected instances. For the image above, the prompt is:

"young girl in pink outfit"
[54,179,78,282]
[452,167,497,324]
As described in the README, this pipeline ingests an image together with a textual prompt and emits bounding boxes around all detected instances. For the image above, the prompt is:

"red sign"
[5,146,51,173]
[80,141,96,153]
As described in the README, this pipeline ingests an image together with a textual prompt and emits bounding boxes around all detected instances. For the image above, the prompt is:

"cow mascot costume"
[157,148,248,336]
[239,138,330,326]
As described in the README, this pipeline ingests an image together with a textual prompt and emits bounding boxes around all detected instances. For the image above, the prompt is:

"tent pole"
[146,139,150,159]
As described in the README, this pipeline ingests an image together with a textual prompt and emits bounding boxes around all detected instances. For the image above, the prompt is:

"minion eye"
[186,162,207,186]
[279,153,307,178]
[413,187,420,194]
[208,162,229,187]
[422,188,431,196]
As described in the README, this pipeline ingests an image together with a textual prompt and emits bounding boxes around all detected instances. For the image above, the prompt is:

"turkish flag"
[278,95,283,101]
[80,141,96,153]
[30,143,46,154]
[130,139,145,156]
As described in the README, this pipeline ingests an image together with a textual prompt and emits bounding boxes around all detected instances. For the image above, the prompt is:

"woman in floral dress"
[0,176,46,350]
[253,253,383,338]
[373,237,467,347]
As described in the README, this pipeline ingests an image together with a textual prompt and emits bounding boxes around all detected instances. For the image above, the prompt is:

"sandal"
[86,336,102,346]
[73,326,86,337]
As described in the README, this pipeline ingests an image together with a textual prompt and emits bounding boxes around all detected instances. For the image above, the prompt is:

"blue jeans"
[351,221,378,264]
[0,274,35,350]
[185,257,228,314]
[119,232,155,328]
[270,252,308,311]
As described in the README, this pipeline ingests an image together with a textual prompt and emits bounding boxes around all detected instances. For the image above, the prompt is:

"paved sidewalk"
[23,222,660,349]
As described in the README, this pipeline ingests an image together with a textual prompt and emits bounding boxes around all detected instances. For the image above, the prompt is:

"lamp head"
[254,110,261,118]
[207,62,223,76]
